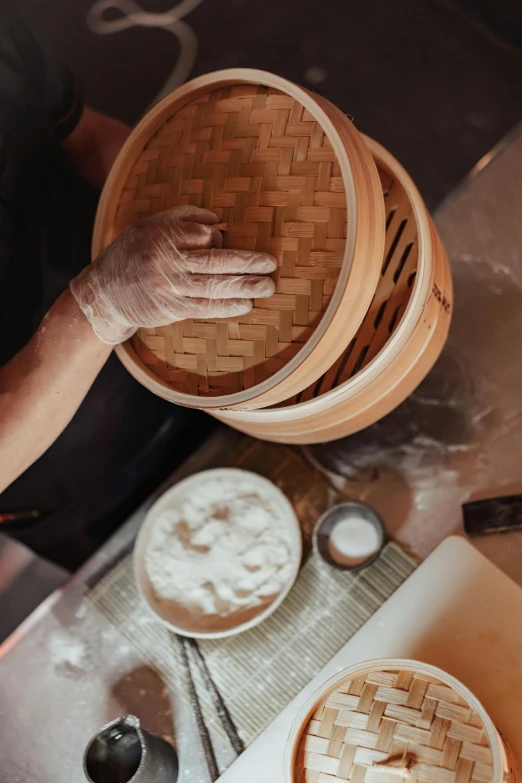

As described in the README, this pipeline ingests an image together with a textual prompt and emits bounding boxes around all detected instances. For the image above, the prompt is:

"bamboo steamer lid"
[285,660,521,783]
[92,69,385,410]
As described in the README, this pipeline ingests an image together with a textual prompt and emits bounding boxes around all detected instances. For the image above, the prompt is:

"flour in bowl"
[144,474,295,627]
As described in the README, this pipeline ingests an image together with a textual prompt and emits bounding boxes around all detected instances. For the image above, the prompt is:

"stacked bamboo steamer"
[285,660,521,783]
[92,69,452,444]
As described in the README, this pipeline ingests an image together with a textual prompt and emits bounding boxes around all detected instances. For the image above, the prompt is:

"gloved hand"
[70,205,277,345]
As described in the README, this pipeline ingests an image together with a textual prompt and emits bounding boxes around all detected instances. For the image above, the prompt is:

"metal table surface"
[1,127,522,782]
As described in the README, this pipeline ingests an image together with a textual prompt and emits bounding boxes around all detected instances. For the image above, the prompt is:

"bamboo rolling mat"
[85,437,416,773]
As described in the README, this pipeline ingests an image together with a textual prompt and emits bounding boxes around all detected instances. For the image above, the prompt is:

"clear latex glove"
[70,205,277,345]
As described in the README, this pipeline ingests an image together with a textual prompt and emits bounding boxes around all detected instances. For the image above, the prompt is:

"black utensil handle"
[175,634,220,782]
[463,494,522,536]
[187,638,245,756]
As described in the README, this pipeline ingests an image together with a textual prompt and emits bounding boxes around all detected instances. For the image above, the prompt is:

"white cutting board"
[219,536,522,781]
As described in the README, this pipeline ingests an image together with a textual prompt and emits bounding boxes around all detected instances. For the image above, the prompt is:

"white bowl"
[134,468,302,639]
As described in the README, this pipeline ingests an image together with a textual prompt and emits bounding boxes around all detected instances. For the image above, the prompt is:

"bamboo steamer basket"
[285,660,521,783]
[92,69,386,410]
[213,137,452,443]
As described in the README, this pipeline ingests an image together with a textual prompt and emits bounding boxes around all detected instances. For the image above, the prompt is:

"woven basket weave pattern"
[296,668,498,783]
[113,84,348,396]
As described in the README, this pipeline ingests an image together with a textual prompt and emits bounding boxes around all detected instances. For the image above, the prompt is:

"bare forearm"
[0,290,112,492]
[61,107,130,190]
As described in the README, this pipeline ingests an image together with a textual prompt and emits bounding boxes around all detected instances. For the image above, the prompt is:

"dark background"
[27,0,522,209]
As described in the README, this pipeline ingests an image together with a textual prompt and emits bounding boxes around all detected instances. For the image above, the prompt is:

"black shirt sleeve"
[45,56,84,142]
[0,14,83,143]
[0,13,86,365]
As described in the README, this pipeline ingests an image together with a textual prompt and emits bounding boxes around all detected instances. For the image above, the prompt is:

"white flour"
[144,475,294,624]
[328,517,380,567]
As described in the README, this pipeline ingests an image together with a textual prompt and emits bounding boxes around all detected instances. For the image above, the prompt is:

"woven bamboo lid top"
[291,664,499,783]
[93,70,387,408]
[102,81,347,400]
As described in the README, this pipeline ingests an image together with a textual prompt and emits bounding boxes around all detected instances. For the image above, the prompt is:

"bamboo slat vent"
[278,157,418,407]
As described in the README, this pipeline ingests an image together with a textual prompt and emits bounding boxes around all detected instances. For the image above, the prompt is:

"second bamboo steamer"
[213,137,452,444]
[92,68,452,440]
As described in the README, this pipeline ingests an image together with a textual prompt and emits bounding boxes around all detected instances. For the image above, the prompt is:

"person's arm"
[0,290,112,493]
[61,106,131,190]
[0,205,277,492]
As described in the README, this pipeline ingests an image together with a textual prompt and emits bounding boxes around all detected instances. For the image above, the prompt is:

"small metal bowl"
[313,502,386,572]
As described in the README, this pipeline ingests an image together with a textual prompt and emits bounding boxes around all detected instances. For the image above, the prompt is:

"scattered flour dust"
[48,630,88,675]
[144,473,295,631]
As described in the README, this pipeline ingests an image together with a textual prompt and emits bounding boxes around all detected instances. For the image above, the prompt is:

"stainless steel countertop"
[1,127,522,782]
[310,125,522,583]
